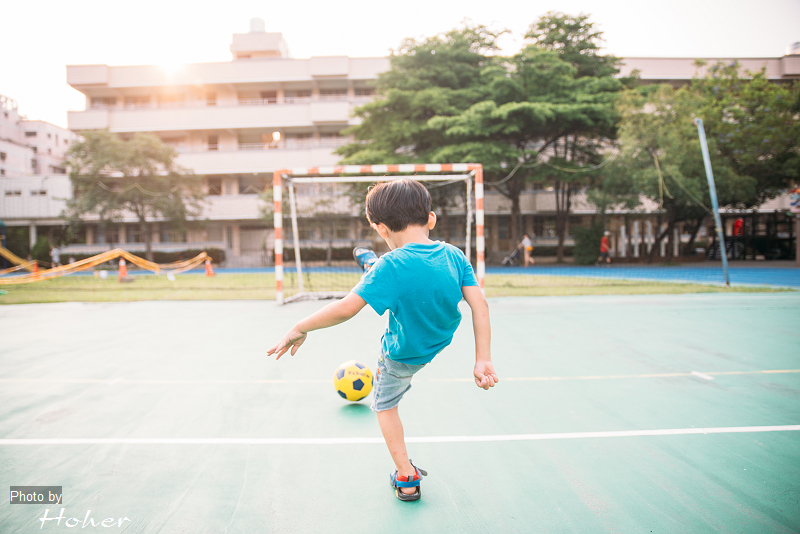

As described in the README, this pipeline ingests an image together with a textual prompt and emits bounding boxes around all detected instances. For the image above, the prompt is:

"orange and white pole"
[273,171,284,305]
[118,257,127,282]
[475,166,485,292]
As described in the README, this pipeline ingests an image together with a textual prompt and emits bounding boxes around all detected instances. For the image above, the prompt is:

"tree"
[65,131,205,261]
[336,23,503,247]
[339,16,624,259]
[337,23,502,166]
[610,85,755,261]
[608,63,799,260]
[433,13,623,259]
[693,62,800,205]
[521,12,626,261]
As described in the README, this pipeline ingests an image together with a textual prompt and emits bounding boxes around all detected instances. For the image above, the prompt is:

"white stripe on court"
[1,369,798,385]
[691,371,715,380]
[1,425,798,446]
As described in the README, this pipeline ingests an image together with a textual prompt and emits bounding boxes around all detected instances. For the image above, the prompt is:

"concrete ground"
[1,294,799,533]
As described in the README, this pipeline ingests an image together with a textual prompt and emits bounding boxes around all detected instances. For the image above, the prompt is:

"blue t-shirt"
[352,241,479,365]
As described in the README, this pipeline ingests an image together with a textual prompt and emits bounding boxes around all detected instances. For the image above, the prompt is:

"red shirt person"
[597,231,611,265]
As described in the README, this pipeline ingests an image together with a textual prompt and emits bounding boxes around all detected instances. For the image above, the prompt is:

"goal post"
[272,164,484,305]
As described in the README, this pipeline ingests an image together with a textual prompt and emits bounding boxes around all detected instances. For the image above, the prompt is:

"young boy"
[267,178,498,502]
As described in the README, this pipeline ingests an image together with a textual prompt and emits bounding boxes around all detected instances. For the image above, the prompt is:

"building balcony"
[68,99,362,133]
[176,144,345,175]
[67,57,390,89]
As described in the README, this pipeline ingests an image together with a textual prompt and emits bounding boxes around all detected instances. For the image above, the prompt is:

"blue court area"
[1,293,799,532]
[182,263,800,288]
[3,261,799,289]
[486,264,800,288]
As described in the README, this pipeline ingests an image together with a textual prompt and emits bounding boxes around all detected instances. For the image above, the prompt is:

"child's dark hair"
[365,179,431,232]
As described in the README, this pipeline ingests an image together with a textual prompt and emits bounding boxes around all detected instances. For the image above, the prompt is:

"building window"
[207,178,222,195]
[0,152,5,161]
[497,216,509,240]
[25,131,37,137]
[320,88,347,100]
[206,92,217,106]
[208,135,218,151]
[285,90,311,103]
[160,227,186,243]
[127,225,142,243]
[260,91,277,103]
[158,94,186,108]
[30,190,47,196]
[286,133,312,148]
[355,88,375,97]
[124,96,151,109]
[90,97,116,109]
[0,169,5,176]
[5,190,22,196]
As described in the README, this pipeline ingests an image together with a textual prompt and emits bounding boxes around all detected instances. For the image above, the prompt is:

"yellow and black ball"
[333,360,373,402]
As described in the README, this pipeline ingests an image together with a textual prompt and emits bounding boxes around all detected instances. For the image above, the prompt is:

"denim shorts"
[371,351,427,412]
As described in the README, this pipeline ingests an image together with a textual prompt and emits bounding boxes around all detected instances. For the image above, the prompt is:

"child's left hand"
[267,328,307,359]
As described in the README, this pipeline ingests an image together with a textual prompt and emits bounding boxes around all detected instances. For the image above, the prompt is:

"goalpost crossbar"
[285,174,472,184]
[273,164,485,305]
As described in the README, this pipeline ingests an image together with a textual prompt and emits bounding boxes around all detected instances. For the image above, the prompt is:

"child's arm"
[267,292,367,360]
[461,285,498,390]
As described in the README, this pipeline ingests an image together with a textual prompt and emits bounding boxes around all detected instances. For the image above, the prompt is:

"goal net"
[272,164,485,305]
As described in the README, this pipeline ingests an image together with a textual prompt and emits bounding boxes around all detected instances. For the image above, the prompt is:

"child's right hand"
[473,360,499,390]
[267,328,307,360]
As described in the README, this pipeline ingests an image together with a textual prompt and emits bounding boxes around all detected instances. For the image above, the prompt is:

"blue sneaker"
[353,247,378,272]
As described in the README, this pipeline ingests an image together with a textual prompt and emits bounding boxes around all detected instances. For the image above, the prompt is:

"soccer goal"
[272,164,485,305]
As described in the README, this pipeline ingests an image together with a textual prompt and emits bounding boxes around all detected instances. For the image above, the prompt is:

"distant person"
[267,178,497,502]
[596,231,611,266]
[50,246,61,268]
[517,234,535,267]
[733,217,744,236]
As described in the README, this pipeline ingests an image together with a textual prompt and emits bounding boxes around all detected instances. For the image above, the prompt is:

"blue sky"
[2,0,798,128]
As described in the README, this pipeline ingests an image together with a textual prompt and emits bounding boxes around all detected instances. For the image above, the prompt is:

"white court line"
[1,425,798,445]
[691,371,715,380]
[1,369,799,385]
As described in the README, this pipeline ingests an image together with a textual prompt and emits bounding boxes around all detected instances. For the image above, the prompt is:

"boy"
[267,178,498,502]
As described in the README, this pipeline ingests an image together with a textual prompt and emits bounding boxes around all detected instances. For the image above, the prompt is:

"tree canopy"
[65,131,205,260]
[606,62,799,259]
[338,14,624,259]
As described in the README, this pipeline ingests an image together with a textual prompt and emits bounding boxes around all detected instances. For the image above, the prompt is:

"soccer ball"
[333,360,373,402]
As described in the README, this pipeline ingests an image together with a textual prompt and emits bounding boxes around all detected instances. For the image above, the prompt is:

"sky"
[2,0,798,129]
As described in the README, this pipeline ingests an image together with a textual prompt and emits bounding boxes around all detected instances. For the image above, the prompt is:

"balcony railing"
[84,94,370,111]
[173,137,351,153]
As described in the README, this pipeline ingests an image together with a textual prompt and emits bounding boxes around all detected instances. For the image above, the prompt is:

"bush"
[152,248,226,265]
[281,247,356,262]
[4,227,30,259]
[31,237,51,264]
[572,224,605,265]
[530,246,573,257]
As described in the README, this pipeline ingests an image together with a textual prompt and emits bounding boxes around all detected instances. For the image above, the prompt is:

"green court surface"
[1,294,799,533]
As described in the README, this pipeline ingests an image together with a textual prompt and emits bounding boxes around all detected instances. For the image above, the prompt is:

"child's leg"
[376,406,417,494]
